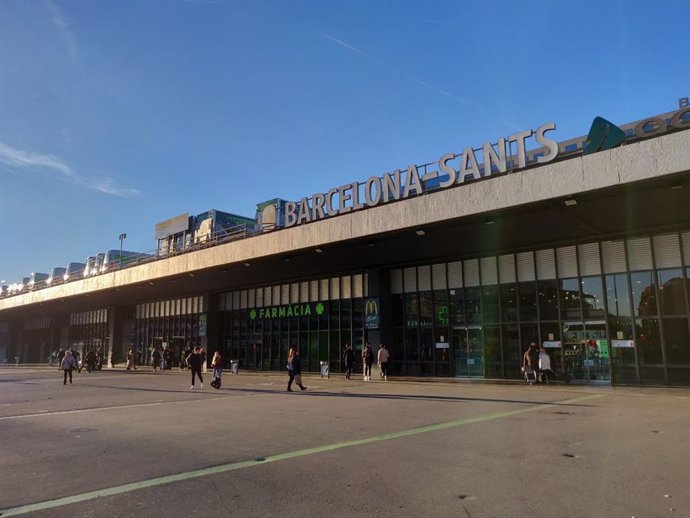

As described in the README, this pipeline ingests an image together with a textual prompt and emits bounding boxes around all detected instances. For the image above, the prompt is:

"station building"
[2,102,690,385]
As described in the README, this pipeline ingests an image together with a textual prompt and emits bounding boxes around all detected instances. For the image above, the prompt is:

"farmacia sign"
[284,123,559,227]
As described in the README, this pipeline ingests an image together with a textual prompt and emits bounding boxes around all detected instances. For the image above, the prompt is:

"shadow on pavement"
[229,386,597,407]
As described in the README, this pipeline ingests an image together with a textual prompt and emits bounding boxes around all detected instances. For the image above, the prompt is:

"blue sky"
[0,0,688,284]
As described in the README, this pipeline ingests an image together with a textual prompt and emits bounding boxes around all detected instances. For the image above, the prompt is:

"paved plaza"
[1,366,689,517]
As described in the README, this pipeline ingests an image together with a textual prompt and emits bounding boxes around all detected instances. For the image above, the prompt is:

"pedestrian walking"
[126,347,136,371]
[362,343,373,381]
[377,343,390,381]
[60,350,77,385]
[210,351,222,389]
[343,344,354,380]
[57,348,65,369]
[152,347,161,373]
[287,347,306,392]
[522,342,540,384]
[163,346,172,370]
[186,347,204,389]
[180,346,192,371]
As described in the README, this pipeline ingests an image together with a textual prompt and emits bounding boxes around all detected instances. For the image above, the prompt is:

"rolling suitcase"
[522,365,536,385]
[210,376,222,389]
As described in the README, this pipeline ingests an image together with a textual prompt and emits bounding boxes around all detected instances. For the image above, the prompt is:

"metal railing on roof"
[0,223,262,299]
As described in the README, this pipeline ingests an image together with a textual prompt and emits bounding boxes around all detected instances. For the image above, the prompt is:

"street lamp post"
[119,233,127,267]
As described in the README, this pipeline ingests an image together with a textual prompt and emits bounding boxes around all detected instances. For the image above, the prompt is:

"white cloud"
[0,141,140,198]
[0,142,73,178]
[318,31,522,131]
[45,0,79,62]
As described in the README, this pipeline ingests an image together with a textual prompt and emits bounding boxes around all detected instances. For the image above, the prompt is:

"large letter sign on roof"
[583,117,626,155]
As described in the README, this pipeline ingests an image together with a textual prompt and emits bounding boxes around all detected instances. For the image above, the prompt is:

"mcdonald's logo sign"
[365,297,380,330]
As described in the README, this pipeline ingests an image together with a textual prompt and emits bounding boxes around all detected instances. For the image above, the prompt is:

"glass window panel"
[405,293,419,329]
[353,274,363,298]
[403,267,417,293]
[538,280,559,320]
[653,234,682,268]
[557,246,578,278]
[657,269,686,316]
[432,264,447,290]
[516,252,535,282]
[502,324,521,378]
[330,278,340,300]
[518,282,537,321]
[536,249,556,280]
[419,292,433,328]
[418,265,431,291]
[602,240,627,273]
[581,276,605,319]
[449,288,465,326]
[484,326,501,378]
[559,278,582,320]
[480,257,498,285]
[420,327,433,362]
[392,294,404,328]
[481,285,499,323]
[631,271,658,317]
[627,237,653,271]
[320,279,329,300]
[606,274,632,318]
[636,318,662,365]
[578,243,601,276]
[499,254,516,284]
[500,284,518,322]
[341,276,351,299]
[391,269,403,294]
[465,287,481,325]
[608,318,636,381]
[433,289,449,328]
[310,280,319,302]
[281,284,290,305]
[663,318,690,365]
[448,261,463,288]
[464,259,480,287]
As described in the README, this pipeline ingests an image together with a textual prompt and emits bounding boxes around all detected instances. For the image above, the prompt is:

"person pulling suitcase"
[210,351,222,389]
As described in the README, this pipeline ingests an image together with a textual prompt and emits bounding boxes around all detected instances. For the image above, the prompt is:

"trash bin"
[230,361,239,375]
[320,361,329,379]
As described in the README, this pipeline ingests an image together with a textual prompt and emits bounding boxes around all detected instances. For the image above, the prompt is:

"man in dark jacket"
[186,347,204,390]
[343,344,354,380]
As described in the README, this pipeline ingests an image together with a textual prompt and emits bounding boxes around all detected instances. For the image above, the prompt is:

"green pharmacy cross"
[438,305,449,326]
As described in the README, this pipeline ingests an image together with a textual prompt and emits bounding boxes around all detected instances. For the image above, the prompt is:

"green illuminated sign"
[438,305,449,326]
[249,303,325,320]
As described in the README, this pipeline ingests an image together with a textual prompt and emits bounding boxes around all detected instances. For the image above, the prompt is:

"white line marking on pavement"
[0,393,603,517]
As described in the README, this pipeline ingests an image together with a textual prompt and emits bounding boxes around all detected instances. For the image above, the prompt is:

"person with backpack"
[377,343,390,381]
[287,348,306,392]
[152,347,161,373]
[60,350,77,385]
[362,343,373,381]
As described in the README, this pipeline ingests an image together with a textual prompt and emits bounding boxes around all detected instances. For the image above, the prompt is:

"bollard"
[320,361,329,379]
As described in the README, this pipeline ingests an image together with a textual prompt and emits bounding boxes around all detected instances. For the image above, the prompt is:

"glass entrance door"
[451,326,484,378]
[562,321,611,382]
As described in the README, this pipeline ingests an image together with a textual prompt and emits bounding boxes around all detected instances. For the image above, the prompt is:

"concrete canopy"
[1,129,690,319]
